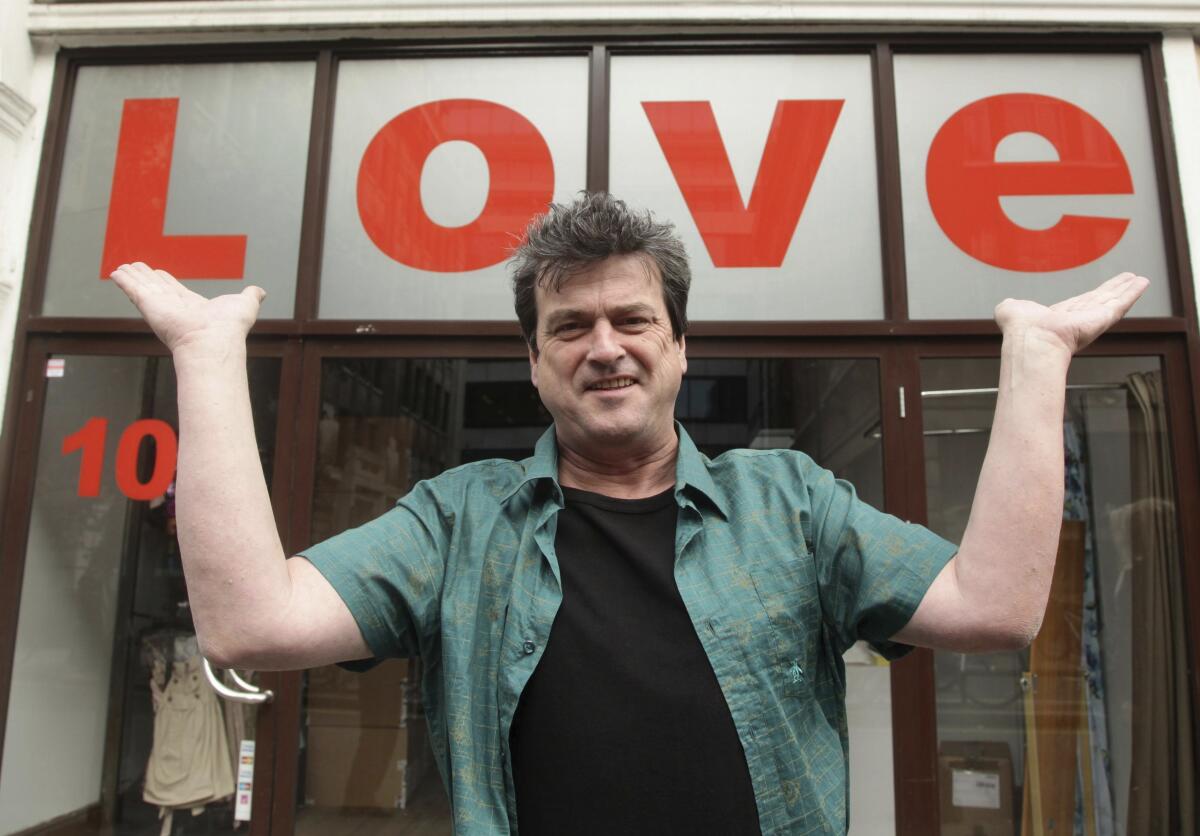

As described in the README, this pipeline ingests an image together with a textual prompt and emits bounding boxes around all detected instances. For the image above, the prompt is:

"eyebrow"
[542,303,657,332]
[542,308,586,332]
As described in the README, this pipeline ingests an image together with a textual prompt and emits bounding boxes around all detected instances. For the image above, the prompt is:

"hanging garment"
[1125,372,1196,835]
[144,640,235,834]
[1063,421,1116,836]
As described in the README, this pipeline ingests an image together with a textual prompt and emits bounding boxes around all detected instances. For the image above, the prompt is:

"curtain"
[1125,371,1196,835]
[1063,420,1116,836]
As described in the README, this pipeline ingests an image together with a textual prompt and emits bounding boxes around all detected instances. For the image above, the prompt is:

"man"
[110,192,1148,835]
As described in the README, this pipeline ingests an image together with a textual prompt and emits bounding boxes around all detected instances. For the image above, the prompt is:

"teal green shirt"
[301,424,956,835]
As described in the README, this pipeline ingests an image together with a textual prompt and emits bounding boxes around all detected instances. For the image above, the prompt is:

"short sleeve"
[805,462,957,660]
[299,479,450,660]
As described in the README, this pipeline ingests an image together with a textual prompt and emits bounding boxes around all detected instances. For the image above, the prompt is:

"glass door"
[918,349,1197,836]
[288,350,905,835]
[0,343,287,836]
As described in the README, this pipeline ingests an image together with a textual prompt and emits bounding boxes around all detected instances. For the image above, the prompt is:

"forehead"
[535,254,665,319]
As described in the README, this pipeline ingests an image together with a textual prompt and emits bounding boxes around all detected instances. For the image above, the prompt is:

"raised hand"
[993,272,1150,356]
[109,262,265,356]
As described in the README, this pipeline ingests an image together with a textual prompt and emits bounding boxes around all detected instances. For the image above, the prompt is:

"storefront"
[0,13,1198,836]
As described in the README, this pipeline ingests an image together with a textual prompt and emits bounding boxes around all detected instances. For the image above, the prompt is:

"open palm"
[993,272,1150,355]
[110,262,265,355]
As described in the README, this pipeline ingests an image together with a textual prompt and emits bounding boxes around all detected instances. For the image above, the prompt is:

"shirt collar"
[672,422,729,519]
[501,422,728,518]
[500,424,561,506]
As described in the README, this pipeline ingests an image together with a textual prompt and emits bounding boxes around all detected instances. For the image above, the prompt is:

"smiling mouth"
[588,377,636,391]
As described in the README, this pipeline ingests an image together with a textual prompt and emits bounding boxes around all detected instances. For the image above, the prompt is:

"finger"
[1109,274,1150,312]
[113,262,159,289]
[109,263,152,297]
[130,262,160,281]
[1098,272,1140,300]
[241,286,267,304]
[1058,272,1139,311]
[152,268,188,292]
[1087,275,1148,324]
[155,269,203,302]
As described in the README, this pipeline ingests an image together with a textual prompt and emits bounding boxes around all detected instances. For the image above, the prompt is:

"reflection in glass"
[923,357,1196,836]
[0,355,280,835]
[300,356,894,834]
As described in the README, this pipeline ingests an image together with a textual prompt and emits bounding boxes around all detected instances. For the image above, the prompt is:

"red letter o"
[357,99,555,273]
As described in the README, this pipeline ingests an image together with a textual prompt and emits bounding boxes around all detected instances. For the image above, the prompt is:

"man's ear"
[678,334,687,375]
[529,345,539,388]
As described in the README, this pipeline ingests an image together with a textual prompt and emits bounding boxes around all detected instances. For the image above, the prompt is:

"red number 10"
[62,417,178,500]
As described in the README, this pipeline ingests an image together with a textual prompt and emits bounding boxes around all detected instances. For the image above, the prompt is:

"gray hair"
[509,192,691,354]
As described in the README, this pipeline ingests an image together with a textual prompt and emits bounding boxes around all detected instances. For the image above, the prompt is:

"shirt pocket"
[747,555,820,699]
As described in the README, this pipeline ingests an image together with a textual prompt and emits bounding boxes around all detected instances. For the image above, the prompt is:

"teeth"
[592,378,634,390]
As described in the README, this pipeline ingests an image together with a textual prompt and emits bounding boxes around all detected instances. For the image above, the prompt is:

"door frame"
[889,331,1200,834]
[0,334,301,836]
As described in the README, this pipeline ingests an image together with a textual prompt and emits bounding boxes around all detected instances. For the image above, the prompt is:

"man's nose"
[586,320,625,365]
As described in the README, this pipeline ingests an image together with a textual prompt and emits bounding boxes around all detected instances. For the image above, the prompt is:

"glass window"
[299,355,894,834]
[43,62,315,318]
[0,354,281,834]
[609,54,885,321]
[922,356,1196,835]
[895,54,1172,319]
[318,57,589,320]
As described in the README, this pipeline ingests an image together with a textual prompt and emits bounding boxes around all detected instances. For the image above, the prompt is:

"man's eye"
[622,317,649,327]
[554,323,580,335]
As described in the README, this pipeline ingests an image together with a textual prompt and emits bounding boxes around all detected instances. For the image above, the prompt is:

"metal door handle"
[203,657,273,704]
[227,668,262,694]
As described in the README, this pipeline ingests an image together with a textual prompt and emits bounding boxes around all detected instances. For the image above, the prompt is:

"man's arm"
[111,262,371,670]
[892,272,1149,653]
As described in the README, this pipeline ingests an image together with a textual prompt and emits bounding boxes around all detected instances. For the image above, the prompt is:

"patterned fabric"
[1063,421,1116,836]
[301,423,957,835]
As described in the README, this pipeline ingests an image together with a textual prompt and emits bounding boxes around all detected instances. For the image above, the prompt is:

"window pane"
[610,54,885,320]
[43,62,315,318]
[0,355,281,834]
[922,356,1195,835]
[895,54,1172,319]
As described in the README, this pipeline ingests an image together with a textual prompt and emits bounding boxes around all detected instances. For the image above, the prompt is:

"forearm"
[954,330,1071,645]
[173,342,291,665]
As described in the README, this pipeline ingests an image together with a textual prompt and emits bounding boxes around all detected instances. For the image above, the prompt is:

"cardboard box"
[307,659,411,728]
[305,725,415,810]
[938,741,1015,836]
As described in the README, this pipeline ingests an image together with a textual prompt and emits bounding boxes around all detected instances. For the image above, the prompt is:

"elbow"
[197,632,251,671]
[198,620,300,672]
[989,623,1038,652]
[975,612,1042,652]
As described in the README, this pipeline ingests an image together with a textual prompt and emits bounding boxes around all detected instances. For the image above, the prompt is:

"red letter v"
[642,100,842,268]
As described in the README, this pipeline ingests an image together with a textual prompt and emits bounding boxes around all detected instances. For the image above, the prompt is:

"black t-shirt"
[509,486,761,835]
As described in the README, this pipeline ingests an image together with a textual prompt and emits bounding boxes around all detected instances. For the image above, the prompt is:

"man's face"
[529,254,687,454]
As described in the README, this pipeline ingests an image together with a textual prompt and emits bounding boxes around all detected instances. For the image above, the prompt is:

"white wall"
[0,0,51,428]
[1162,33,1200,325]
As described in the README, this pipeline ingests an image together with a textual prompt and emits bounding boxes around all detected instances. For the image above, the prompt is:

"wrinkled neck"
[555,432,678,499]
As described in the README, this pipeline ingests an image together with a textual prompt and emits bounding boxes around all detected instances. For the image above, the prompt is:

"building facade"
[1,3,1199,835]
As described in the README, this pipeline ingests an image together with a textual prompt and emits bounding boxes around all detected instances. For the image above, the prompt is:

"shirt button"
[522,640,536,655]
